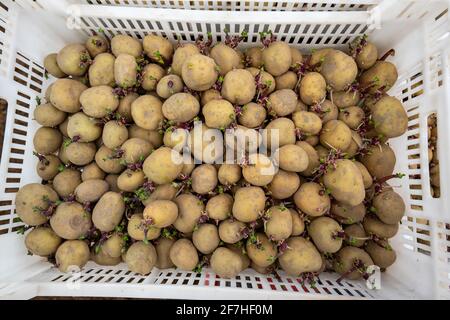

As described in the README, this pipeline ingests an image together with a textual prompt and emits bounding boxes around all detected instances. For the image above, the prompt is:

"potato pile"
[16,31,408,284]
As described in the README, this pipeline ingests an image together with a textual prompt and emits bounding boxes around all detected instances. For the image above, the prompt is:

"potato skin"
[246,233,277,267]
[56,44,90,76]
[331,202,366,225]
[127,213,161,241]
[365,240,396,269]
[114,54,138,88]
[210,43,241,76]
[55,240,90,272]
[191,164,218,194]
[75,179,109,203]
[172,43,200,76]
[125,241,157,275]
[210,247,243,279]
[360,61,398,94]
[131,95,164,130]
[66,142,97,166]
[15,183,59,226]
[245,46,263,68]
[50,79,87,113]
[102,121,129,150]
[111,34,142,58]
[141,63,165,91]
[95,145,125,174]
[53,169,82,198]
[25,227,62,256]
[263,117,296,148]
[121,137,153,163]
[202,99,235,129]
[277,144,309,172]
[182,54,218,91]
[265,206,293,241]
[361,144,396,179]
[242,153,276,186]
[36,154,61,181]
[156,237,175,269]
[238,102,266,128]
[323,159,365,206]
[156,74,183,99]
[278,237,323,276]
[33,127,62,155]
[308,217,343,253]
[44,53,67,78]
[80,85,119,118]
[320,49,358,91]
[169,239,199,271]
[232,186,266,222]
[92,192,125,232]
[86,35,109,58]
[371,96,408,138]
[268,169,300,200]
[89,53,115,87]
[117,169,145,192]
[218,164,241,186]
[143,200,178,228]
[34,103,66,127]
[221,69,256,105]
[192,223,220,254]
[218,219,246,244]
[373,190,405,225]
[50,202,92,240]
[173,193,204,233]
[275,71,298,90]
[143,147,184,184]
[363,215,399,239]
[262,41,292,76]
[296,141,320,177]
[320,120,352,151]
[67,112,102,143]
[268,89,298,117]
[143,34,173,63]
[333,246,374,280]
[206,193,233,221]
[293,182,330,217]
[299,72,326,105]
[162,93,200,123]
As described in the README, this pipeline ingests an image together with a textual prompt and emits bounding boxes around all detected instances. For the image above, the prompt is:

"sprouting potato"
[279,237,323,276]
[245,46,263,68]
[275,71,298,90]
[25,227,62,257]
[268,89,297,117]
[371,96,408,138]
[293,182,330,217]
[50,202,92,240]
[131,95,164,131]
[237,102,266,128]
[33,127,62,155]
[299,72,326,105]
[292,111,322,135]
[210,43,242,76]
[86,35,109,58]
[111,34,143,58]
[221,69,256,105]
[319,119,352,151]
[319,49,358,91]
[182,54,218,91]
[206,193,233,221]
[172,43,200,76]
[36,154,61,181]
[56,44,91,76]
[267,169,300,200]
[162,92,200,123]
[55,240,90,272]
[262,41,292,76]
[143,34,174,64]
[232,186,266,222]
[44,53,67,78]
[210,247,243,279]
[265,205,293,241]
[34,103,66,127]
[202,99,235,129]
[360,61,398,94]
[156,74,184,99]
[141,63,165,91]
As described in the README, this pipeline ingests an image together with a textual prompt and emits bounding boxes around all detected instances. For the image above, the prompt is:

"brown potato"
[371,96,408,138]
[34,103,66,127]
[191,164,218,194]
[299,72,326,105]
[365,240,396,269]
[218,219,246,244]
[156,74,184,99]
[169,239,199,271]
[238,102,266,128]
[218,164,241,186]
[143,200,178,228]
[173,193,204,233]
[65,142,96,166]
[143,34,173,63]
[290,209,305,236]
[102,121,129,150]
[363,215,399,239]
[359,61,398,94]
[221,69,256,105]
[125,241,157,275]
[354,41,378,70]
[50,202,92,240]
[127,213,161,241]
[246,67,276,94]
[92,192,125,232]
[111,34,142,58]
[331,202,366,225]
[293,182,330,217]
[268,169,300,199]
[344,224,367,247]
[15,183,58,226]
[117,92,139,122]
[33,127,62,155]
[131,95,164,130]
[53,168,81,197]
[323,159,365,206]
[105,174,120,192]
[114,53,138,88]
[373,190,405,225]
[278,237,322,276]
[143,146,183,184]
[292,110,323,136]
[95,145,125,174]
[25,227,62,257]
[201,89,221,106]
[155,237,175,269]
[333,246,373,280]
[360,143,396,179]
[36,154,61,181]
[171,43,200,76]
[44,53,67,78]
[55,240,90,272]
[319,120,352,150]
[275,71,298,90]
[141,63,165,91]
[117,169,145,192]
[57,44,91,76]
[210,247,243,278]
[262,41,292,76]
[206,193,233,221]
[182,54,218,91]
[67,112,102,142]
[338,106,365,130]
[86,35,109,58]
[296,141,320,177]
[268,89,297,116]
[210,43,242,76]
[128,125,163,147]
[245,46,263,68]
[50,79,87,113]
[242,153,276,186]
[80,85,119,118]
[265,206,293,241]
[308,217,343,253]
[263,117,296,148]
[81,162,105,181]
[74,179,109,203]
[333,90,361,109]
[319,49,358,91]
[162,92,200,123]
[232,186,266,222]
[121,137,153,164]
[192,223,220,254]
[202,99,235,129]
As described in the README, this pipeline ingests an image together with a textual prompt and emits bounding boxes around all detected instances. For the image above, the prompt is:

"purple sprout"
[195,33,213,55]
[259,31,277,48]
[33,151,49,166]
[311,148,345,181]
[224,30,248,49]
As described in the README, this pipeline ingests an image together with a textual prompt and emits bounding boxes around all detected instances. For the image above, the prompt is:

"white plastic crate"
[0,0,449,300]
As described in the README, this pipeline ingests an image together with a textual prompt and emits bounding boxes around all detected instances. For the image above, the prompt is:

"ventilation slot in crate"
[83,0,378,12]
